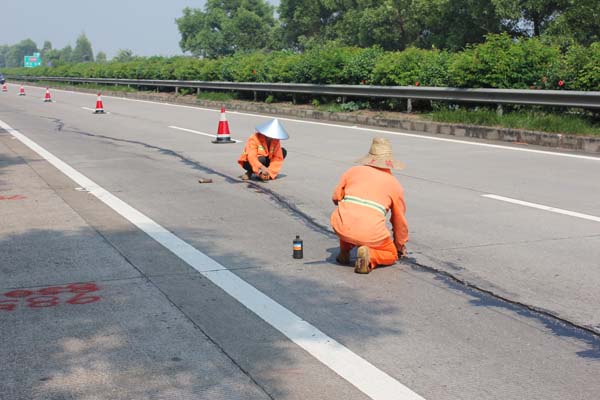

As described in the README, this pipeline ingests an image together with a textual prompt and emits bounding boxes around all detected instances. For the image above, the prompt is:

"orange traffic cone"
[44,87,52,102]
[19,86,26,96]
[1,83,7,92]
[94,92,105,114]
[212,107,234,144]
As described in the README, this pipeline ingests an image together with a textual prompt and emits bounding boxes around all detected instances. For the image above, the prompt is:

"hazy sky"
[2,0,278,58]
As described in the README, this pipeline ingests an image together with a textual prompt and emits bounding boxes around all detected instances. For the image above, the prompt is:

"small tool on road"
[198,178,213,184]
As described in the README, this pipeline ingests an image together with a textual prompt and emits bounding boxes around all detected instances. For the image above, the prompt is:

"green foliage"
[71,33,94,63]
[4,35,600,92]
[372,47,450,86]
[563,43,600,91]
[197,91,237,101]
[96,52,107,64]
[448,34,562,88]
[290,42,358,84]
[176,1,276,58]
[342,47,385,84]
[113,49,136,63]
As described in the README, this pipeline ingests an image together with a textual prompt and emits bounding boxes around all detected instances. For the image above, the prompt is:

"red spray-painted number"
[0,283,101,312]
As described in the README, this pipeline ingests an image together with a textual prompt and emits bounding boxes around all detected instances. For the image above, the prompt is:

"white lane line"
[482,194,600,223]
[0,118,424,400]
[168,125,240,143]
[33,85,600,161]
[81,107,110,114]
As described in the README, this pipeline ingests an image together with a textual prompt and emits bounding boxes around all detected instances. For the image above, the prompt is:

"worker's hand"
[260,173,270,181]
[257,165,269,177]
[396,244,407,258]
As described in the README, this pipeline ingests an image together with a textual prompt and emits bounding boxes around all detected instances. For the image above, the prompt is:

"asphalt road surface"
[1,84,599,400]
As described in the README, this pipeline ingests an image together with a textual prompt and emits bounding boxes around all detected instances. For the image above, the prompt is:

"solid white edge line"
[168,125,240,143]
[0,118,425,400]
[482,194,600,223]
[23,84,600,162]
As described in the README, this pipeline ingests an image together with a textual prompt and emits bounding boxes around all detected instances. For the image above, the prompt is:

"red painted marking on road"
[1,283,101,312]
[67,293,101,305]
[26,295,59,308]
[0,300,18,312]
[37,286,71,295]
[68,283,100,293]
[0,195,26,201]
[4,289,34,298]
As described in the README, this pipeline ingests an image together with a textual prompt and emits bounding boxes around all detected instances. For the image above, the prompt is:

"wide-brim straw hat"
[355,137,405,170]
[255,118,289,140]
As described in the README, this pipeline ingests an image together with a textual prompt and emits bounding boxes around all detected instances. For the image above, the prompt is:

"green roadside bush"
[448,33,563,89]
[563,43,600,91]
[371,47,450,86]
[3,34,599,91]
[290,42,359,84]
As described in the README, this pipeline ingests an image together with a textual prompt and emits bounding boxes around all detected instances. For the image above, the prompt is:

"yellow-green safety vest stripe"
[341,195,386,215]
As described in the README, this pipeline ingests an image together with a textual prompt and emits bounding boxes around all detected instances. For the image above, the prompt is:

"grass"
[427,109,600,136]
[196,91,237,101]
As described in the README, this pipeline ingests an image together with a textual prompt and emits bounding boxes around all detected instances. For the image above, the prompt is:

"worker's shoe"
[336,249,350,265]
[354,246,371,274]
[239,172,251,181]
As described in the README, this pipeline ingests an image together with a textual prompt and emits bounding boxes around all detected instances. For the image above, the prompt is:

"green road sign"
[24,53,42,68]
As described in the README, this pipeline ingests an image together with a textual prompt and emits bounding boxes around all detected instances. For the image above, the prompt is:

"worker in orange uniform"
[330,137,408,274]
[238,119,289,181]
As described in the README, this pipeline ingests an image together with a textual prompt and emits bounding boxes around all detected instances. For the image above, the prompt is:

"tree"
[493,0,567,37]
[0,45,9,67]
[71,33,94,62]
[5,39,38,67]
[558,0,600,46]
[177,0,276,58]
[113,49,136,62]
[96,51,107,63]
[60,45,73,64]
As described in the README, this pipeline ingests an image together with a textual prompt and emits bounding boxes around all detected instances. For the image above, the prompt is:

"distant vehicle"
[0,73,5,84]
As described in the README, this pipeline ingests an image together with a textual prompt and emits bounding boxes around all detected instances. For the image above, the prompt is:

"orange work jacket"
[237,133,284,179]
[330,165,408,248]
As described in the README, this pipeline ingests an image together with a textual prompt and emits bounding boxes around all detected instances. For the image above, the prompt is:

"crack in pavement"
[55,125,600,341]
[412,232,600,252]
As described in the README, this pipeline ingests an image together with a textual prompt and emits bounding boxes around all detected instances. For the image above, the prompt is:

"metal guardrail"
[10,75,600,109]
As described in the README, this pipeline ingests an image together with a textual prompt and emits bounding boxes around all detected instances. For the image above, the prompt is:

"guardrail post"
[496,104,504,116]
[197,87,201,95]
[293,93,297,105]
[407,99,413,113]
[253,91,257,101]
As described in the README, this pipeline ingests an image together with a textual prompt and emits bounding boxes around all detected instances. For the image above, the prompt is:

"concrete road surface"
[1,84,599,400]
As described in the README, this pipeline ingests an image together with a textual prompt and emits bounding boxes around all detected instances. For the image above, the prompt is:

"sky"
[2,0,278,58]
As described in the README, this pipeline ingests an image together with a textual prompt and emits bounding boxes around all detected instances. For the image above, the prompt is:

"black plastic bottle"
[293,235,303,259]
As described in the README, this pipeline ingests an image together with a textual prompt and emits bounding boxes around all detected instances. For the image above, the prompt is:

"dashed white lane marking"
[81,107,110,114]
[34,85,600,162]
[482,194,600,223]
[0,118,425,400]
[169,125,240,143]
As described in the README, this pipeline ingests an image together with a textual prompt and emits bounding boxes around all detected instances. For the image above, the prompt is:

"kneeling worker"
[238,119,289,181]
[330,137,408,274]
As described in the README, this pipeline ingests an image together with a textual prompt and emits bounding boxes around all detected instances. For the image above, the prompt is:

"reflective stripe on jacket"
[237,133,284,179]
[330,165,408,248]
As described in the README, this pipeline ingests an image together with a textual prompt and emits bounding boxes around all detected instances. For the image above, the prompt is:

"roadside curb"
[19,82,600,154]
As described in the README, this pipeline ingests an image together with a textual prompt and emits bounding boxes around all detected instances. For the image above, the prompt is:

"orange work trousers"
[340,238,398,269]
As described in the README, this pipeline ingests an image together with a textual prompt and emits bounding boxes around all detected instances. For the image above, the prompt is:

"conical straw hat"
[355,137,405,170]
[255,119,289,140]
